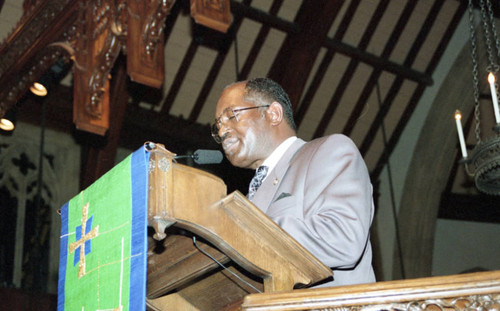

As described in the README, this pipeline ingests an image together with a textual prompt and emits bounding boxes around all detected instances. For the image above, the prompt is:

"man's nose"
[218,122,231,141]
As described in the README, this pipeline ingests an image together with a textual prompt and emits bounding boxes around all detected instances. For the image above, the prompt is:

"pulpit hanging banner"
[57,146,150,311]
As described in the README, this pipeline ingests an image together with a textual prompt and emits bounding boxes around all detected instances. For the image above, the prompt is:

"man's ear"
[267,101,284,125]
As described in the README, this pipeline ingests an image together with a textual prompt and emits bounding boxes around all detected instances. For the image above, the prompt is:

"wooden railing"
[241,270,500,311]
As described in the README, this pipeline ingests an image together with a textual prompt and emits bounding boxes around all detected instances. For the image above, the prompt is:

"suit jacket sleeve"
[269,134,374,269]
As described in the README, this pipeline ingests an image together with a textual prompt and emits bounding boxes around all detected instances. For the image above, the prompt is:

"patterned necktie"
[247,165,269,200]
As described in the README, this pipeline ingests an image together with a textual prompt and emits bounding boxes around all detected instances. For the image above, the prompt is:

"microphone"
[192,149,223,164]
[175,149,223,164]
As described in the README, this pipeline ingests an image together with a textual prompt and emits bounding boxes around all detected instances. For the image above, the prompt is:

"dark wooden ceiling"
[0,0,499,218]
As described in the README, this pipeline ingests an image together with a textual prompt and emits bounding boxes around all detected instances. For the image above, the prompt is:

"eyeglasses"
[211,105,270,143]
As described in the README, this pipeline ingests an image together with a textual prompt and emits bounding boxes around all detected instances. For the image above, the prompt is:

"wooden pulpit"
[144,142,332,310]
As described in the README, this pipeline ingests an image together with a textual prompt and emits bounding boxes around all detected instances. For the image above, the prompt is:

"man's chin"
[225,153,248,169]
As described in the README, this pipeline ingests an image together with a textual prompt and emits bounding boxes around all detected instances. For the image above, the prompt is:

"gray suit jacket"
[252,134,375,287]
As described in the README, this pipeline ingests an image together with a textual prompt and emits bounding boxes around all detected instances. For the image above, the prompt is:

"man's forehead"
[222,82,246,98]
[216,84,247,110]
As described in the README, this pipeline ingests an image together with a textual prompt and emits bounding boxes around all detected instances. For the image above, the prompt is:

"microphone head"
[193,149,223,164]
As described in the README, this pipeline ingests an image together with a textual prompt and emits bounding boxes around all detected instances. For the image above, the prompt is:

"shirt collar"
[261,136,297,176]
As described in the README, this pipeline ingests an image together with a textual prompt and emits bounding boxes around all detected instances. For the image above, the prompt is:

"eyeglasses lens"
[211,108,236,143]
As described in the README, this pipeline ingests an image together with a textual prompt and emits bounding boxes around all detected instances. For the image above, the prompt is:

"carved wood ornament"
[190,0,231,33]
[0,0,80,122]
[127,0,173,89]
[73,0,174,135]
[0,0,231,136]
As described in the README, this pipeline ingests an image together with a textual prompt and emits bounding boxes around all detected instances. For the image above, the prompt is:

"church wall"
[0,122,81,293]
[433,219,500,275]
[375,11,500,281]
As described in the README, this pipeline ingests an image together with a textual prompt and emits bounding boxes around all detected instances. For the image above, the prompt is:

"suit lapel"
[252,138,306,213]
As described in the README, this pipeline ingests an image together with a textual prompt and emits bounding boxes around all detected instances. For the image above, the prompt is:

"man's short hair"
[244,78,297,131]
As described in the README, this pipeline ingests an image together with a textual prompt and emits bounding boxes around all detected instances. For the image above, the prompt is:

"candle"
[488,72,500,123]
[455,110,468,158]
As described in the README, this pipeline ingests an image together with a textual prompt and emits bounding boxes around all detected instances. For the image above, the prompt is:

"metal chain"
[485,0,500,60]
[479,0,497,71]
[485,0,500,121]
[469,0,482,142]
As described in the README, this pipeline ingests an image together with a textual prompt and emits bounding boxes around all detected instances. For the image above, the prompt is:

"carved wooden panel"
[190,0,231,33]
[0,0,78,116]
[127,0,173,89]
[72,0,125,135]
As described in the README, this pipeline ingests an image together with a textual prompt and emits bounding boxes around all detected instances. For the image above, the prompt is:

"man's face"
[214,83,272,169]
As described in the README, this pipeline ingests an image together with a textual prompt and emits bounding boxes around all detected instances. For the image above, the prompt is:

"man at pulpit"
[211,77,376,287]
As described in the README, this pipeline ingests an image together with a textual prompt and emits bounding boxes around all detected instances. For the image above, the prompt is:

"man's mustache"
[220,132,230,144]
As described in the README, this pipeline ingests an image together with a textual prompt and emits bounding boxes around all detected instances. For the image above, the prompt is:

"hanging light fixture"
[0,108,16,131]
[29,73,53,97]
[29,82,48,97]
[455,0,500,195]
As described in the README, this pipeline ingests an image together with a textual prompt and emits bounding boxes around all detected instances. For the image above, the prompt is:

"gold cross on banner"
[69,202,99,278]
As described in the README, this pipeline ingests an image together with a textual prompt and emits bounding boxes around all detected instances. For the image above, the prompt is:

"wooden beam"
[370,1,467,180]
[324,39,433,86]
[238,0,284,80]
[0,0,79,84]
[230,0,431,89]
[81,56,129,189]
[294,0,360,128]
[359,0,446,157]
[190,0,232,33]
[313,0,391,139]
[268,0,345,108]
[127,0,174,88]
[188,0,252,121]
[230,0,298,34]
[160,40,198,114]
[0,0,79,114]
[342,1,419,137]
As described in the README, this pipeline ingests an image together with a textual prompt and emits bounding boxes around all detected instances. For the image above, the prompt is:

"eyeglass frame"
[211,105,270,143]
